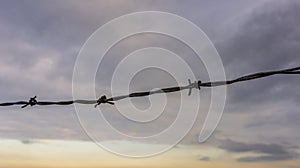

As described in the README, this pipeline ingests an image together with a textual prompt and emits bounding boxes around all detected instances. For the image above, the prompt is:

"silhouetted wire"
[0,66,299,108]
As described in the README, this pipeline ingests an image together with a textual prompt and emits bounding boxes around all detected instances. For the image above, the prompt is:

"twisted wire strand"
[0,66,299,108]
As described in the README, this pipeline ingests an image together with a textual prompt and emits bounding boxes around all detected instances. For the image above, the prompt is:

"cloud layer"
[0,0,299,164]
[219,138,298,162]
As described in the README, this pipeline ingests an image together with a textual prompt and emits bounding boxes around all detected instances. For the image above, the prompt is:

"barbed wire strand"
[0,66,299,108]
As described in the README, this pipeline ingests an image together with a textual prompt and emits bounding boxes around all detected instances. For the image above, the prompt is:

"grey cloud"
[0,107,88,141]
[20,139,42,145]
[244,109,300,129]
[213,0,300,148]
[237,154,295,162]
[0,0,202,142]
[217,0,300,107]
[0,0,299,153]
[198,156,210,161]
[218,139,298,162]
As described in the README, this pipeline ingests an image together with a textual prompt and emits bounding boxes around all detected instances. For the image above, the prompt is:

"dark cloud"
[20,139,41,145]
[0,0,242,142]
[0,1,299,156]
[217,0,300,108]
[218,139,298,162]
[212,0,300,148]
[198,156,210,161]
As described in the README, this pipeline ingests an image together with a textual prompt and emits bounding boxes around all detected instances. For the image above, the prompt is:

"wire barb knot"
[94,95,114,107]
[188,79,201,96]
[21,96,37,108]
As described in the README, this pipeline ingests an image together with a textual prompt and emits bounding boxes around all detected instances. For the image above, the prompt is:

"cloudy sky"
[0,0,300,167]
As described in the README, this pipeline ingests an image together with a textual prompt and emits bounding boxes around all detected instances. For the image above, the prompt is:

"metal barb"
[94,95,114,108]
[21,96,37,108]
[188,79,201,96]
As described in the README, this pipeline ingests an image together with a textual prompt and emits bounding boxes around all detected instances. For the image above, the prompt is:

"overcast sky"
[0,0,300,167]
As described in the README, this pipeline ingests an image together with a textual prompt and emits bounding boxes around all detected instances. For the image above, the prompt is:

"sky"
[0,0,300,167]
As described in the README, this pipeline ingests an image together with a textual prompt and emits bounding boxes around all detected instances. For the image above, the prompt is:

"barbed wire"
[0,66,299,108]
